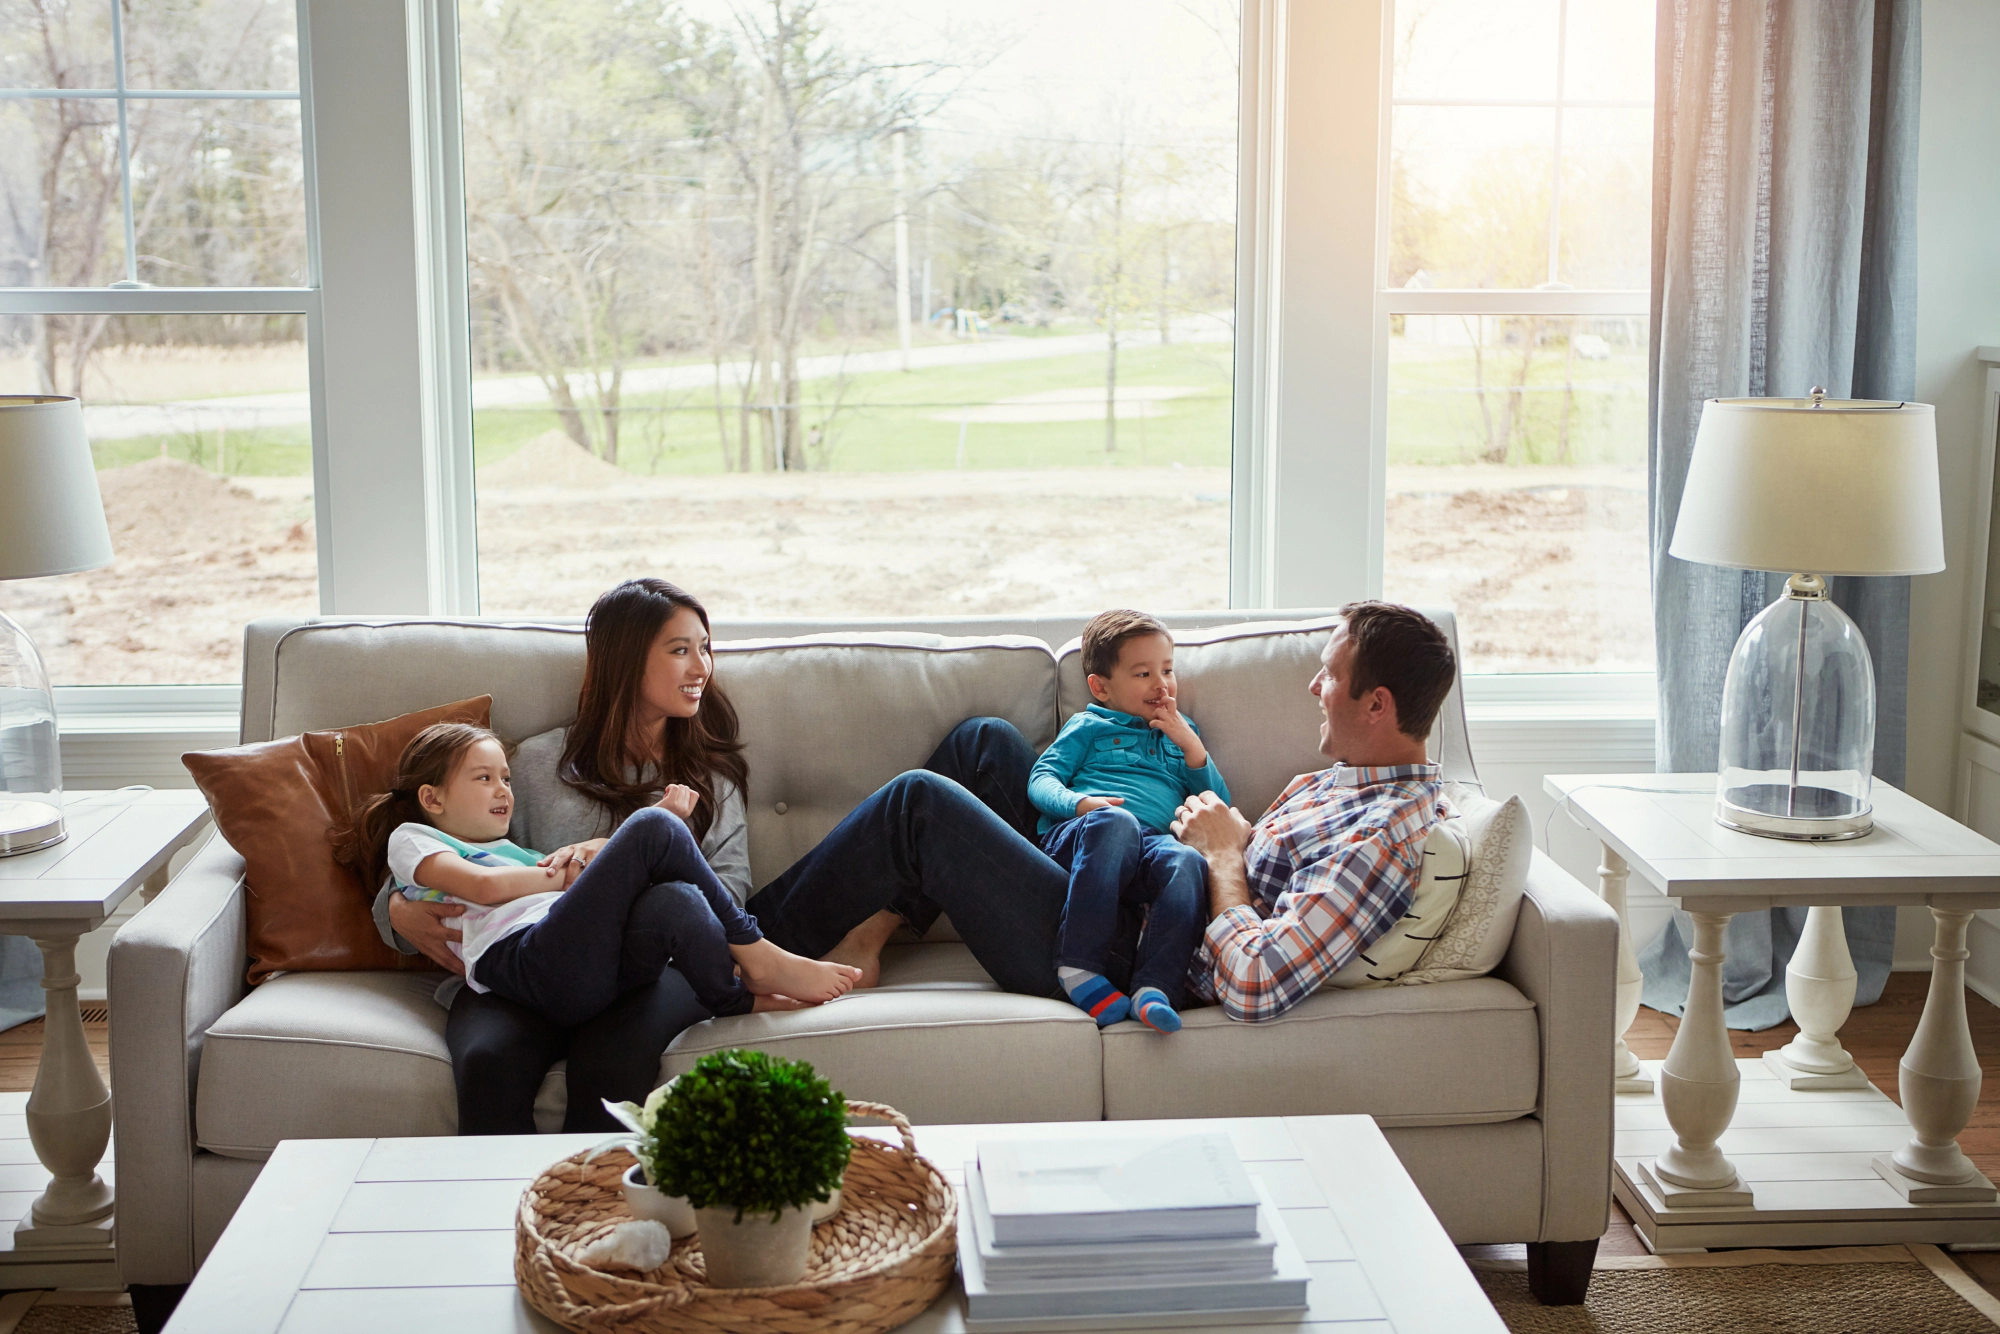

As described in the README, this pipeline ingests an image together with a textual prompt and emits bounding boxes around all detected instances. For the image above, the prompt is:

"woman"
[385,577,752,1134]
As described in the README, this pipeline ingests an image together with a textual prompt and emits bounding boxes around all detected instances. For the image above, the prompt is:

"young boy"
[1029,610,1230,1033]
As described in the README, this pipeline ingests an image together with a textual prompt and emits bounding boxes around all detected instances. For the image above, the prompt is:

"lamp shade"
[1668,396,1944,577]
[0,396,113,580]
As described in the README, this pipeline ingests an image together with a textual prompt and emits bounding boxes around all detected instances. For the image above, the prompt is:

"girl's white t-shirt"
[385,823,561,993]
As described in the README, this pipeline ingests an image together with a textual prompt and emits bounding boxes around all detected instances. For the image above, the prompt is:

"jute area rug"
[1470,1245,2000,1334]
[0,1293,133,1334]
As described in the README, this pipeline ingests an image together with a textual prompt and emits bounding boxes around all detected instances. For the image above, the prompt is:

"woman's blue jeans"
[474,806,762,1026]
[749,717,1073,1000]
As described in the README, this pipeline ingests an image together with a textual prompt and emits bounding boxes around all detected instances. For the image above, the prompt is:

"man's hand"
[1074,794,1126,816]
[1147,700,1208,768]
[1172,790,1253,859]
[1173,791,1257,920]
[657,785,700,820]
[540,838,608,888]
[387,895,467,977]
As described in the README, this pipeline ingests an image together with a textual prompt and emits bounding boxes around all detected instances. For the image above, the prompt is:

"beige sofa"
[110,610,1617,1294]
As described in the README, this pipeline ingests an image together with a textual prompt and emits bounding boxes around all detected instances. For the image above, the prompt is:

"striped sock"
[1131,987,1182,1034]
[1059,968,1131,1027]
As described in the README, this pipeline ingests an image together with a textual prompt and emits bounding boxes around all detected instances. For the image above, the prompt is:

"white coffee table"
[165,1115,1504,1333]
[0,787,210,1287]
[1548,772,2000,1251]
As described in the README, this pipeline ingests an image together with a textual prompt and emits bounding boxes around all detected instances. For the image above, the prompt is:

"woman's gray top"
[371,724,753,1005]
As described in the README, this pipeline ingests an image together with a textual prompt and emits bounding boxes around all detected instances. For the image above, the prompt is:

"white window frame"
[1232,0,1656,704]
[30,0,1652,746]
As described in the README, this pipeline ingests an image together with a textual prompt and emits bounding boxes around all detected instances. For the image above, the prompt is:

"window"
[0,0,318,685]
[456,0,1239,619]
[1377,0,1654,673]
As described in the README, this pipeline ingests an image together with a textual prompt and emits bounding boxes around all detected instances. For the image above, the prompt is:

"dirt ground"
[0,440,1653,685]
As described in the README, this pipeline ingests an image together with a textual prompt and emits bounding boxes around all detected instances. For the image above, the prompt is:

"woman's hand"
[386,895,467,976]
[540,838,608,886]
[657,785,700,820]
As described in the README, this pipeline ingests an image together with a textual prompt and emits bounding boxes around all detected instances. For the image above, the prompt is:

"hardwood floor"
[0,1014,109,1095]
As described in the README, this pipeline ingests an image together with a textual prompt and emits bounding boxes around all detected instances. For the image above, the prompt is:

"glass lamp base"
[1717,784,1873,842]
[0,800,65,857]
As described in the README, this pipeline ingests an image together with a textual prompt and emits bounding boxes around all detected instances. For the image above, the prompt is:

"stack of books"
[957,1132,1310,1324]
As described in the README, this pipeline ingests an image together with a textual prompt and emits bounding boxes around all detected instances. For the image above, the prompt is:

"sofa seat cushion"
[197,971,455,1159]
[1101,976,1539,1125]
[663,955,1099,1126]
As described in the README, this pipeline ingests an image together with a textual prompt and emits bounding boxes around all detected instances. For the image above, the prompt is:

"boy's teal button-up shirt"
[1028,703,1232,836]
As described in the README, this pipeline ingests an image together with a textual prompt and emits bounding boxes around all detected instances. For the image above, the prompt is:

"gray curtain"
[1642,0,1920,1030]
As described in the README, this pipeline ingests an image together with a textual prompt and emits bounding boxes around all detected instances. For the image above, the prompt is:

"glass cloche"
[0,610,64,854]
[1715,574,1875,840]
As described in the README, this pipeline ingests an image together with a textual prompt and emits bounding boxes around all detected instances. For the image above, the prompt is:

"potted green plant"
[637,1049,853,1288]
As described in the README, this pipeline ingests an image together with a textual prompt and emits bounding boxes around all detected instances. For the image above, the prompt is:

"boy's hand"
[1148,701,1208,767]
[1074,794,1126,816]
[657,785,700,820]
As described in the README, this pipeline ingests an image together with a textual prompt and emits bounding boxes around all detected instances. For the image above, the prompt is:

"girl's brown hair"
[331,722,501,892]
[559,578,747,842]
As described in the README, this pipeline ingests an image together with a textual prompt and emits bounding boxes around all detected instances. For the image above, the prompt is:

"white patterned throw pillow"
[1326,819,1470,989]
[1398,793,1531,985]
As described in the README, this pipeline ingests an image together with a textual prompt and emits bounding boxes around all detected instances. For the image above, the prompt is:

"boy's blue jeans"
[473,806,762,1027]
[1040,805,1207,1009]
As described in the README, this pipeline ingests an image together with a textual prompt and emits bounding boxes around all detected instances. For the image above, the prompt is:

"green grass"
[476,341,1237,475]
[86,333,1650,479]
[92,424,313,475]
[1387,339,1648,467]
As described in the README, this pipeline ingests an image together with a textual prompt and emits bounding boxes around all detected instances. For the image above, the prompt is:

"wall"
[1908,0,2000,995]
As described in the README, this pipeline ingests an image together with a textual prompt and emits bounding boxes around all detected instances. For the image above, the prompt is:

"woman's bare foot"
[752,992,809,1013]
[732,939,862,1003]
[821,909,901,990]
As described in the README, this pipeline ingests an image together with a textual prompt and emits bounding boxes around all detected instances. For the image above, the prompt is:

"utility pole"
[893,127,912,371]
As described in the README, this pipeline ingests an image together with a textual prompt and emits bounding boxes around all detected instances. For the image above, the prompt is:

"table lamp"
[0,396,113,856]
[1668,389,1943,841]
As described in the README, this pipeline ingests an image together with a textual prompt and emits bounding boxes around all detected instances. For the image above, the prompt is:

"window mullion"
[108,0,137,286]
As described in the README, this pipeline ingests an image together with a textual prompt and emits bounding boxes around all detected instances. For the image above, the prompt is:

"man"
[1172,601,1456,1021]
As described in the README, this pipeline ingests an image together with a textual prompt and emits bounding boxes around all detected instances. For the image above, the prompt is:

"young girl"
[340,722,859,1027]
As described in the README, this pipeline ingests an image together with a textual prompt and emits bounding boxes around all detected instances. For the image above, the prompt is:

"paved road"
[81,315,1233,442]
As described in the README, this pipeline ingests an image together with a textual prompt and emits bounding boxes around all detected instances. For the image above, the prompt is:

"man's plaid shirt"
[1189,762,1448,1022]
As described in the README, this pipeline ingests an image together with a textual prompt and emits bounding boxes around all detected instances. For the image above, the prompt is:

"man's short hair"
[1082,609,1170,679]
[1337,601,1456,740]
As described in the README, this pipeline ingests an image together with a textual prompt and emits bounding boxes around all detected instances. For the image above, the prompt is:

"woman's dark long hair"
[559,578,747,842]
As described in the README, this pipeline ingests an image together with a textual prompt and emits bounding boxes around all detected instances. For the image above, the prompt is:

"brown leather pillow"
[183,695,493,984]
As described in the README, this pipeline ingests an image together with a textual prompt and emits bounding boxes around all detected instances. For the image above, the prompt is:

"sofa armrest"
[1493,847,1617,1244]
[109,833,250,1286]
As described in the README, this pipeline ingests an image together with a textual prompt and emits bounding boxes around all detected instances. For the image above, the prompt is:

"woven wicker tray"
[516,1100,958,1333]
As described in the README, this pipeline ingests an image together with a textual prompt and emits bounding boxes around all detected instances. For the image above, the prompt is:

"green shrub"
[642,1049,852,1223]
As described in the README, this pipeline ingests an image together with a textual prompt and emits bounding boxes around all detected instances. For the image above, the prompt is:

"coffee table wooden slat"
[168,1115,1504,1334]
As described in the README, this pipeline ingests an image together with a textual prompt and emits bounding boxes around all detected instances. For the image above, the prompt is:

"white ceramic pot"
[622,1163,698,1239]
[695,1203,814,1289]
[811,1186,842,1222]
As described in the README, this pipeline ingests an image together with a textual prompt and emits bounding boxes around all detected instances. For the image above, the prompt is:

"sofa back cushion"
[257,621,1054,887]
[696,633,1056,887]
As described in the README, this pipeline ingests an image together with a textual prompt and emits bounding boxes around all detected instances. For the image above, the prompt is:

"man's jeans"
[1041,805,1206,1008]
[748,717,1071,1000]
[475,806,761,1025]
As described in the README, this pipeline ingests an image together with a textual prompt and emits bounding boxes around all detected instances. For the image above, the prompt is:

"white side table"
[1548,773,2000,1251]
[0,789,211,1285]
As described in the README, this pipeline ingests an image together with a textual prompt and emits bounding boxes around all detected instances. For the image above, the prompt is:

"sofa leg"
[1525,1238,1597,1305]
[129,1283,188,1334]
